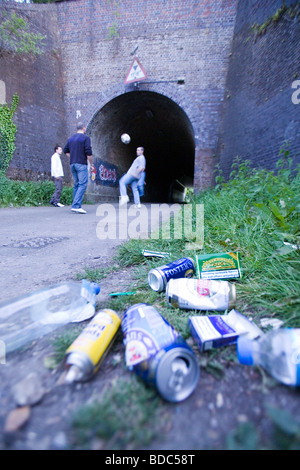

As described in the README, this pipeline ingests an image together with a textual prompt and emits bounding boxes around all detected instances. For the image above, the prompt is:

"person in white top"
[119,147,146,207]
[50,145,64,207]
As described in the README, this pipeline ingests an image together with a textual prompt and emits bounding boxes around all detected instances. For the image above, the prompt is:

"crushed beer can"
[142,249,171,259]
[64,309,121,383]
[166,278,236,311]
[121,303,199,402]
[148,257,195,292]
[195,252,242,280]
[189,309,263,352]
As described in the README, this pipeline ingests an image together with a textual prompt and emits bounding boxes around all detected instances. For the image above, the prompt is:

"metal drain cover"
[7,236,68,249]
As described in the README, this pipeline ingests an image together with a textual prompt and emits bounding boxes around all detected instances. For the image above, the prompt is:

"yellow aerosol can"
[64,309,121,383]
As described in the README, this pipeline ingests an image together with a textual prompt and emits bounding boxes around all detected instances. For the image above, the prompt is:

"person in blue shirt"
[63,123,95,214]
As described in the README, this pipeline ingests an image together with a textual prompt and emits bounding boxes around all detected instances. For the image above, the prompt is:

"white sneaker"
[72,208,87,214]
[135,204,141,208]
[119,195,129,206]
[57,203,64,207]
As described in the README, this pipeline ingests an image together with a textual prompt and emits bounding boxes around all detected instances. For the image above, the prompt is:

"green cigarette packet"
[195,252,242,280]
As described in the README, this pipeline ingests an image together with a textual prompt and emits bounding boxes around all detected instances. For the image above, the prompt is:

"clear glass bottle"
[237,328,300,386]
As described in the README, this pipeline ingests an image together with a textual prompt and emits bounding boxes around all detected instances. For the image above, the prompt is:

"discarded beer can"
[195,252,242,280]
[148,257,195,292]
[64,309,121,383]
[142,249,171,259]
[166,278,236,311]
[121,303,199,402]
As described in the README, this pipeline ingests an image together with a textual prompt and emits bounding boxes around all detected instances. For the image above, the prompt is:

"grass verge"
[107,156,299,328]
[0,176,73,207]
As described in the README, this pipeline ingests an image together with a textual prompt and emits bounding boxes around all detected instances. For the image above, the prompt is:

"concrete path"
[0,202,180,303]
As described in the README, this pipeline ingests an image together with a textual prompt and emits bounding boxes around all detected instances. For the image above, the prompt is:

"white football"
[121,133,131,144]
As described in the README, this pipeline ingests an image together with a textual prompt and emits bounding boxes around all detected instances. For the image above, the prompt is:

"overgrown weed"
[71,375,164,450]
[112,155,299,327]
[0,176,73,207]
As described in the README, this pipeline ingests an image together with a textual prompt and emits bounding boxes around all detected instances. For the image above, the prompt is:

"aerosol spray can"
[148,257,195,292]
[166,278,236,311]
[64,309,121,383]
[121,303,199,402]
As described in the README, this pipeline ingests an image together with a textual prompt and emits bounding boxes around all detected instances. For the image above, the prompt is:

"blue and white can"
[121,303,199,402]
[148,257,195,292]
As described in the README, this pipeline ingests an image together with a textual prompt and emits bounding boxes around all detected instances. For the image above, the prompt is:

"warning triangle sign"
[124,57,147,84]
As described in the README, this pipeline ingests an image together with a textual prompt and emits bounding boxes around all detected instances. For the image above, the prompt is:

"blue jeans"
[137,171,145,196]
[71,163,88,209]
[119,172,140,205]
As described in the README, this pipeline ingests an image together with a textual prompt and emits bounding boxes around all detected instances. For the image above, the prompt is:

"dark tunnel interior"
[88,90,195,203]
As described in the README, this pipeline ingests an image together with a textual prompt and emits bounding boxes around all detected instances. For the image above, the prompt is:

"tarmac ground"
[0,202,176,303]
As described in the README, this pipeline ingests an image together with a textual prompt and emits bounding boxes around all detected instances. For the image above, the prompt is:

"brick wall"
[217,0,300,179]
[57,0,238,194]
[0,3,70,182]
[1,0,238,194]
[2,0,298,196]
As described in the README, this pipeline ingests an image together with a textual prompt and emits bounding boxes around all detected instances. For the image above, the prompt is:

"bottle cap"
[90,282,100,295]
[237,335,254,365]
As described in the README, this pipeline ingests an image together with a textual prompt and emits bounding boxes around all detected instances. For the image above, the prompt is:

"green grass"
[111,156,300,330]
[227,405,300,450]
[0,176,73,207]
[71,375,165,450]
[50,324,85,364]
[75,265,117,282]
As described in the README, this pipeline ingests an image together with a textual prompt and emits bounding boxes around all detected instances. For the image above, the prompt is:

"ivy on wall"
[0,11,45,55]
[0,94,19,176]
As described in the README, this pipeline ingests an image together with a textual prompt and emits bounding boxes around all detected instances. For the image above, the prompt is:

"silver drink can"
[133,338,200,403]
[148,257,195,292]
[142,249,171,259]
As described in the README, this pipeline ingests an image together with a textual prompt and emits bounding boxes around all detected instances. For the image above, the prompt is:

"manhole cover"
[7,236,68,249]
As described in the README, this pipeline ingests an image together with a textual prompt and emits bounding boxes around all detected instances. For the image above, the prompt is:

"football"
[121,133,131,144]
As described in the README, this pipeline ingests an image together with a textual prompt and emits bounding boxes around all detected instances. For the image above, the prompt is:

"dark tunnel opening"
[88,91,195,203]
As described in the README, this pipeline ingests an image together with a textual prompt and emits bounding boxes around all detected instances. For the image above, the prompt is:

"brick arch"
[85,82,209,192]
[85,82,202,144]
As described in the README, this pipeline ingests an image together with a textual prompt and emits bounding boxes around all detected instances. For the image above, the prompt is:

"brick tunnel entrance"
[88,90,195,203]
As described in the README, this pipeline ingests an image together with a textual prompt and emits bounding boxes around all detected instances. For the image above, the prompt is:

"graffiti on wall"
[91,160,118,187]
